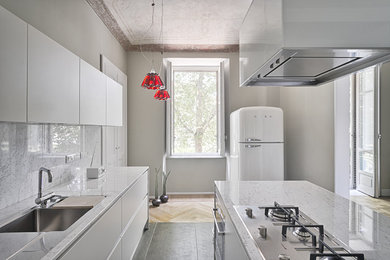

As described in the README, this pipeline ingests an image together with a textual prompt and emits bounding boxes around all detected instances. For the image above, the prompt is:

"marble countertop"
[0,166,149,260]
[215,180,390,260]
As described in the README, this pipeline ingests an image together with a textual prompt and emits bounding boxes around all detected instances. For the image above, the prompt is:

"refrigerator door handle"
[245,144,262,148]
[246,138,262,142]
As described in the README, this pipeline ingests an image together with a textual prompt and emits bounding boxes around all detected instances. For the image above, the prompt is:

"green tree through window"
[167,59,226,157]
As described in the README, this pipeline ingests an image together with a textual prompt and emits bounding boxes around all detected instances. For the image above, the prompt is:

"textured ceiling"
[94,0,252,51]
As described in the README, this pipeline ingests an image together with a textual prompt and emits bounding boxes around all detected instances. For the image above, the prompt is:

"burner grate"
[273,201,364,260]
[264,204,299,223]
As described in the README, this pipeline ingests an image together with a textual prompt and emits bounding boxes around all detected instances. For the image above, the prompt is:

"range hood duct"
[239,0,390,87]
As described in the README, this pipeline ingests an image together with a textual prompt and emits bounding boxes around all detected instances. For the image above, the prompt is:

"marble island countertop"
[215,180,390,260]
[0,166,149,260]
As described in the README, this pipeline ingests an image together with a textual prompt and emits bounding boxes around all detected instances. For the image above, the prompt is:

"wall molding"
[85,0,131,50]
[86,0,239,52]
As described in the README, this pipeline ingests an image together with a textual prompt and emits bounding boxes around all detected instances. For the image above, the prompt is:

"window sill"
[167,155,226,159]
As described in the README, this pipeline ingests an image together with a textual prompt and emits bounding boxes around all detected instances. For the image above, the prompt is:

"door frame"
[353,65,381,198]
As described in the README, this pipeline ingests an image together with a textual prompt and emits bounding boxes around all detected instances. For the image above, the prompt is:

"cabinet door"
[117,70,128,166]
[80,59,107,125]
[28,25,79,124]
[121,196,148,260]
[0,6,27,122]
[108,241,121,260]
[60,200,121,260]
[106,77,123,126]
[225,217,249,260]
[121,172,148,229]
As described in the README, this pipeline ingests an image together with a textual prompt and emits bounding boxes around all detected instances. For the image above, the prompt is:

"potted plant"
[160,170,172,203]
[152,168,161,207]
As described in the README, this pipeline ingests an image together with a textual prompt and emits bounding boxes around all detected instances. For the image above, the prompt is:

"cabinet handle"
[213,209,225,235]
[245,144,261,148]
[246,138,261,142]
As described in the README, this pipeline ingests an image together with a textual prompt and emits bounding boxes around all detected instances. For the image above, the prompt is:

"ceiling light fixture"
[141,70,164,90]
[139,0,170,100]
[154,89,170,100]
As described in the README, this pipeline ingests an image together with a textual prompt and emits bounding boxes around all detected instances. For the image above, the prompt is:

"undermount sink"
[0,207,92,233]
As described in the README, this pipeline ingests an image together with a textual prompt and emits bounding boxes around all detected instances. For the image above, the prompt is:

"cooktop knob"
[258,225,267,239]
[278,254,290,260]
[245,208,253,218]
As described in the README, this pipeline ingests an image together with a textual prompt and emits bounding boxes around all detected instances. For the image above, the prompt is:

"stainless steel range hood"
[239,0,390,87]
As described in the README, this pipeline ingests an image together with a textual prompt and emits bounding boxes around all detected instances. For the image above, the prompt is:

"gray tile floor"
[133,222,214,260]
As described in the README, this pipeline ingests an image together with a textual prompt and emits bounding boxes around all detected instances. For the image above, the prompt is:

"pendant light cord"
[139,0,156,70]
[158,0,164,76]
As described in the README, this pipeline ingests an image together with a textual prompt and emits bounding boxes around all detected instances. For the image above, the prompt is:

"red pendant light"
[141,70,164,90]
[154,89,170,101]
[140,0,170,101]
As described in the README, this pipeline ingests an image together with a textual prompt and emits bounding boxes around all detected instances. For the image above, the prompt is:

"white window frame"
[165,58,226,158]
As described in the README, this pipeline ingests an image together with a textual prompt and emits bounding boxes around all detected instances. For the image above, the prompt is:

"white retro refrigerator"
[229,107,284,181]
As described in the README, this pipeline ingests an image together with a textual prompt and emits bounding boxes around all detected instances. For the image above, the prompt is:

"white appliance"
[240,0,390,86]
[229,106,284,181]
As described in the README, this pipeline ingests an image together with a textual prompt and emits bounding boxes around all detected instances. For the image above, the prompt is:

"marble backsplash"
[0,122,102,209]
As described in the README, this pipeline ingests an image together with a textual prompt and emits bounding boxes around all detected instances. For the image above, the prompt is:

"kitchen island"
[0,166,148,259]
[214,180,390,260]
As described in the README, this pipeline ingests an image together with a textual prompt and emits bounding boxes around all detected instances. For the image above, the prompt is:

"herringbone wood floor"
[149,194,214,222]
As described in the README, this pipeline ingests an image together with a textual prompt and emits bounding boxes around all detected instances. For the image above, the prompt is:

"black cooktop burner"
[269,208,293,221]
[293,227,311,240]
[264,203,299,222]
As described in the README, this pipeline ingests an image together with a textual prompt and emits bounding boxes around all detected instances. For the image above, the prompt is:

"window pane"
[356,67,375,174]
[172,70,218,155]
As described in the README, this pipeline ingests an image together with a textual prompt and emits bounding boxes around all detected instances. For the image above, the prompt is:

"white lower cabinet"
[60,200,122,260]
[60,171,148,260]
[109,241,121,260]
[121,196,148,260]
[214,191,249,260]
[224,216,248,260]
[121,173,148,229]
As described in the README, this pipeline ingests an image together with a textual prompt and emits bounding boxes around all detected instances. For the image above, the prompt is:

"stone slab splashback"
[0,122,101,209]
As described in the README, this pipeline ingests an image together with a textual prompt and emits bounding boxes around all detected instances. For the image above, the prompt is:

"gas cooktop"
[234,202,364,260]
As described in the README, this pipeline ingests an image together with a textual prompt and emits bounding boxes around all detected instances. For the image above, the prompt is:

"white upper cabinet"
[27,25,79,124]
[80,59,107,125]
[106,77,123,126]
[0,6,27,122]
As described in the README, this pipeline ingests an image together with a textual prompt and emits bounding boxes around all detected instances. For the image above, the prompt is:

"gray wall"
[127,52,280,193]
[279,83,335,192]
[0,0,127,72]
[334,76,352,198]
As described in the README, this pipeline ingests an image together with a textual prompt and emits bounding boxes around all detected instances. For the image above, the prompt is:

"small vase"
[152,198,161,207]
[160,194,169,203]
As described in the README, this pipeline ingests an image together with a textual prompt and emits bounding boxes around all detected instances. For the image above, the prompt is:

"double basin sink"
[0,207,92,233]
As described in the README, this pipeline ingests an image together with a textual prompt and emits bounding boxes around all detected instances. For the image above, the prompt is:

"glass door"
[355,66,380,197]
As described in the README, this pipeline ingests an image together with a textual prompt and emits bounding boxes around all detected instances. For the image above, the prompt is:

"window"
[166,59,226,157]
[350,65,379,197]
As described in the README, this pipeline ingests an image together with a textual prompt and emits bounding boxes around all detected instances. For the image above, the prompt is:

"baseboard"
[167,192,214,195]
[381,189,390,196]
[148,192,213,200]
